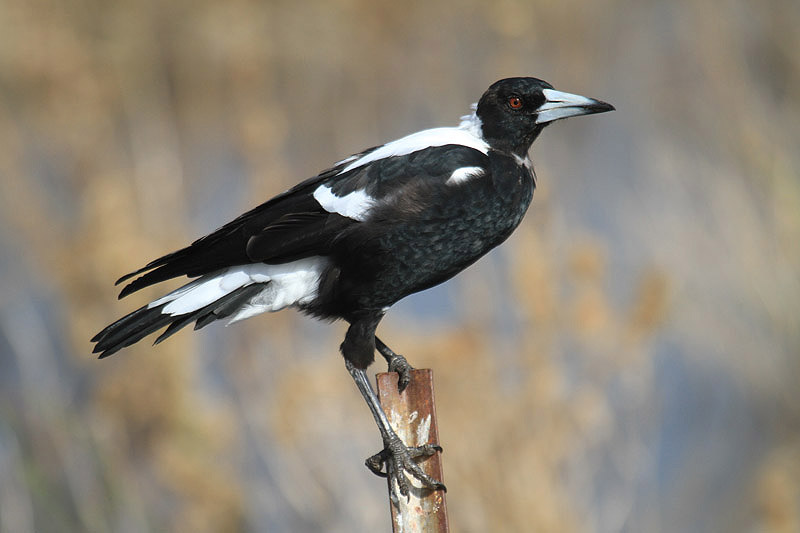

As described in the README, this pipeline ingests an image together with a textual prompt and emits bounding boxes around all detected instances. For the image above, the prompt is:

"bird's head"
[475,77,614,157]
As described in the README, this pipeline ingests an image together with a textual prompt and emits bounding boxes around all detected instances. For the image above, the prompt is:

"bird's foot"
[365,435,446,505]
[385,351,413,393]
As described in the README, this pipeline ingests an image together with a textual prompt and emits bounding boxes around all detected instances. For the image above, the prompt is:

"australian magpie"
[92,77,613,502]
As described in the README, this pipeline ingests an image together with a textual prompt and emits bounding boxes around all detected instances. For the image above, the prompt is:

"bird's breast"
[313,155,536,316]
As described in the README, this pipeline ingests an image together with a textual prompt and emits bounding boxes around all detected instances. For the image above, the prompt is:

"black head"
[475,77,614,157]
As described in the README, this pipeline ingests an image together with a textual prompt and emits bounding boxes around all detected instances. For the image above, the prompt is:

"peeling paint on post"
[376,369,450,533]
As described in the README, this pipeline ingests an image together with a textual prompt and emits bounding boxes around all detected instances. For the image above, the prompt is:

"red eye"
[508,96,523,109]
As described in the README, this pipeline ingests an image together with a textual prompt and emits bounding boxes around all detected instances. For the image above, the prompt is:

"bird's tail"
[91,283,265,358]
[92,259,326,358]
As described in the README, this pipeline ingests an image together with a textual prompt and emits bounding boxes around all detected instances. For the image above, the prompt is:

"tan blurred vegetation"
[0,0,798,531]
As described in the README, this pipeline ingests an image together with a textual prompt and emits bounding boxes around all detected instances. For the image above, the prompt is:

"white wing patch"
[447,166,485,185]
[148,257,328,319]
[312,185,375,221]
[339,126,489,175]
[312,106,489,220]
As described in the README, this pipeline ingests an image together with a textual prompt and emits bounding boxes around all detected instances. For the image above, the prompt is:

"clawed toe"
[365,437,446,504]
[375,338,414,393]
[387,357,413,393]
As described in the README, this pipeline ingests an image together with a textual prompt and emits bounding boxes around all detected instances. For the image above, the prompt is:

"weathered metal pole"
[376,369,449,533]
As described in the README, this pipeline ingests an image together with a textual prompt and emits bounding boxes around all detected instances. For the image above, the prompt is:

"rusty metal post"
[376,369,449,533]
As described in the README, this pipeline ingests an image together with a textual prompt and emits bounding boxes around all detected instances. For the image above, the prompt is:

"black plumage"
[92,77,613,502]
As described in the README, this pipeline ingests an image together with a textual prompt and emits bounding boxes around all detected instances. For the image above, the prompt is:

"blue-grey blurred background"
[1,0,798,531]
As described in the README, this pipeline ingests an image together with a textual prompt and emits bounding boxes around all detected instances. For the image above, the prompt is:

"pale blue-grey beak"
[535,88,615,124]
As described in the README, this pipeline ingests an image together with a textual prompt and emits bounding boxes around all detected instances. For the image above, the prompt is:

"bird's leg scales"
[345,359,445,505]
[365,437,445,504]
[375,336,413,393]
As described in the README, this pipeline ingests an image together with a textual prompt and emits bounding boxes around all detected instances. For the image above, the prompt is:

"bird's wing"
[114,157,360,297]
[115,136,489,298]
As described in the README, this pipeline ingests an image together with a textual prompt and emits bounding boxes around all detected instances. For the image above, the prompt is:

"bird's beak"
[535,88,615,124]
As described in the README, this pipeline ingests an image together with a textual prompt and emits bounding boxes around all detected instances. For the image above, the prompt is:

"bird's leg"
[375,336,413,393]
[341,314,444,503]
[345,359,446,505]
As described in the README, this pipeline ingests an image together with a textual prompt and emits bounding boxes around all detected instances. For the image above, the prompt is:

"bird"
[91,76,614,503]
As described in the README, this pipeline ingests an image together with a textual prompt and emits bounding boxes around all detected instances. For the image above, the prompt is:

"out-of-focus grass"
[0,0,797,531]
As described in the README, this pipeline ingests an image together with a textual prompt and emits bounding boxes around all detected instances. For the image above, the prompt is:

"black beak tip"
[594,100,615,114]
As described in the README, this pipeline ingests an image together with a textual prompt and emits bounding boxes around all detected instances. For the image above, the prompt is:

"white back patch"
[447,166,485,185]
[339,126,489,175]
[313,185,375,221]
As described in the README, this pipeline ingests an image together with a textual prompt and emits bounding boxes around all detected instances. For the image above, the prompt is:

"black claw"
[375,337,414,393]
[406,443,443,459]
[389,358,413,393]
[365,450,388,477]
[364,436,446,504]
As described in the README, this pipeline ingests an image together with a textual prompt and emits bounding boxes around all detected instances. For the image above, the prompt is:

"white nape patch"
[447,166,485,185]
[458,103,483,138]
[313,184,375,221]
[148,257,327,319]
[536,89,598,124]
[339,124,489,175]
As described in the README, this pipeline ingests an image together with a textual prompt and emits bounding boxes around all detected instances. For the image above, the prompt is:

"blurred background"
[0,0,798,531]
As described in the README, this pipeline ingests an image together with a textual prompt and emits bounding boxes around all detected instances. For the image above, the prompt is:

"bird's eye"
[508,96,523,109]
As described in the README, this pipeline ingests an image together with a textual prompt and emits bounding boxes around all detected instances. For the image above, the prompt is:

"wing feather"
[115,142,487,298]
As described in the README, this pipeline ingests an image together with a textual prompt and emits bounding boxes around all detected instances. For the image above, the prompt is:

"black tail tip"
[95,347,117,359]
[91,336,117,358]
